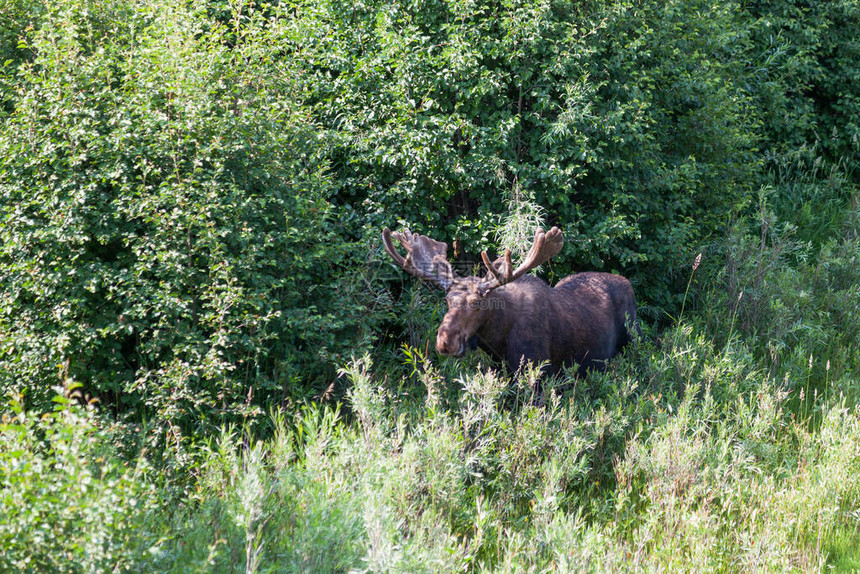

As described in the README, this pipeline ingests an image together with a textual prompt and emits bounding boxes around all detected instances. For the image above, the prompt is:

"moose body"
[383,227,639,376]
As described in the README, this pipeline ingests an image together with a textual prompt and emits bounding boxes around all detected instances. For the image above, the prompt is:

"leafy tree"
[743,0,860,168]
[1,0,857,439]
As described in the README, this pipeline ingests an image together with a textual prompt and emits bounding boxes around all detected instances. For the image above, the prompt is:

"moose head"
[382,227,564,357]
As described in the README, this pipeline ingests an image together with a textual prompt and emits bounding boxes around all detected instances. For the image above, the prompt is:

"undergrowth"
[3,191,858,569]
[6,330,858,572]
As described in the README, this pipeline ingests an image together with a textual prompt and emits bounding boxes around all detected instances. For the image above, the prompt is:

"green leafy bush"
[0,0,858,443]
[0,0,41,109]
[744,0,860,168]
[0,0,379,435]
[0,387,162,572]
[691,165,860,402]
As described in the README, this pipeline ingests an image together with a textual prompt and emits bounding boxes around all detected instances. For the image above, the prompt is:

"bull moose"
[382,226,639,376]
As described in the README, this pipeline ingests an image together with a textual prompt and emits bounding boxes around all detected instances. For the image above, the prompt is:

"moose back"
[382,226,639,376]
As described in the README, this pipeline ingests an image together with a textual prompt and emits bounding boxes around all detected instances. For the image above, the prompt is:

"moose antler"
[381,228,456,290]
[478,227,564,295]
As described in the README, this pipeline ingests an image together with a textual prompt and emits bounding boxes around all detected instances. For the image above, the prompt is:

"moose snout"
[436,327,465,357]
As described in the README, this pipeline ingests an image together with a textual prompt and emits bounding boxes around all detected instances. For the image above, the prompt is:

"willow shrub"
[0,0,374,437]
[743,0,860,167]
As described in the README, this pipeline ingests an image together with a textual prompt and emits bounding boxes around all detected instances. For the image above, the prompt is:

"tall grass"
[8,302,859,572]
[134,333,858,571]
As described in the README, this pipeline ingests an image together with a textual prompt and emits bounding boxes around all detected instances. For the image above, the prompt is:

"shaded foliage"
[744,0,860,167]
[286,0,759,314]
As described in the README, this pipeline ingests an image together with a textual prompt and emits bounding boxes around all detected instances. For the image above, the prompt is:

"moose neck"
[472,287,515,361]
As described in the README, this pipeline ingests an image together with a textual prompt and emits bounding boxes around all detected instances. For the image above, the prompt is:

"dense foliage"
[1,0,858,427]
[0,0,376,435]
[0,0,858,570]
[291,0,760,314]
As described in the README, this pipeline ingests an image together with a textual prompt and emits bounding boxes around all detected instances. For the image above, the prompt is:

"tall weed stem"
[677,253,702,325]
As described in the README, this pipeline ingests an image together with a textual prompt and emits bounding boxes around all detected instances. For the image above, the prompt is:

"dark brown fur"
[436,272,639,376]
